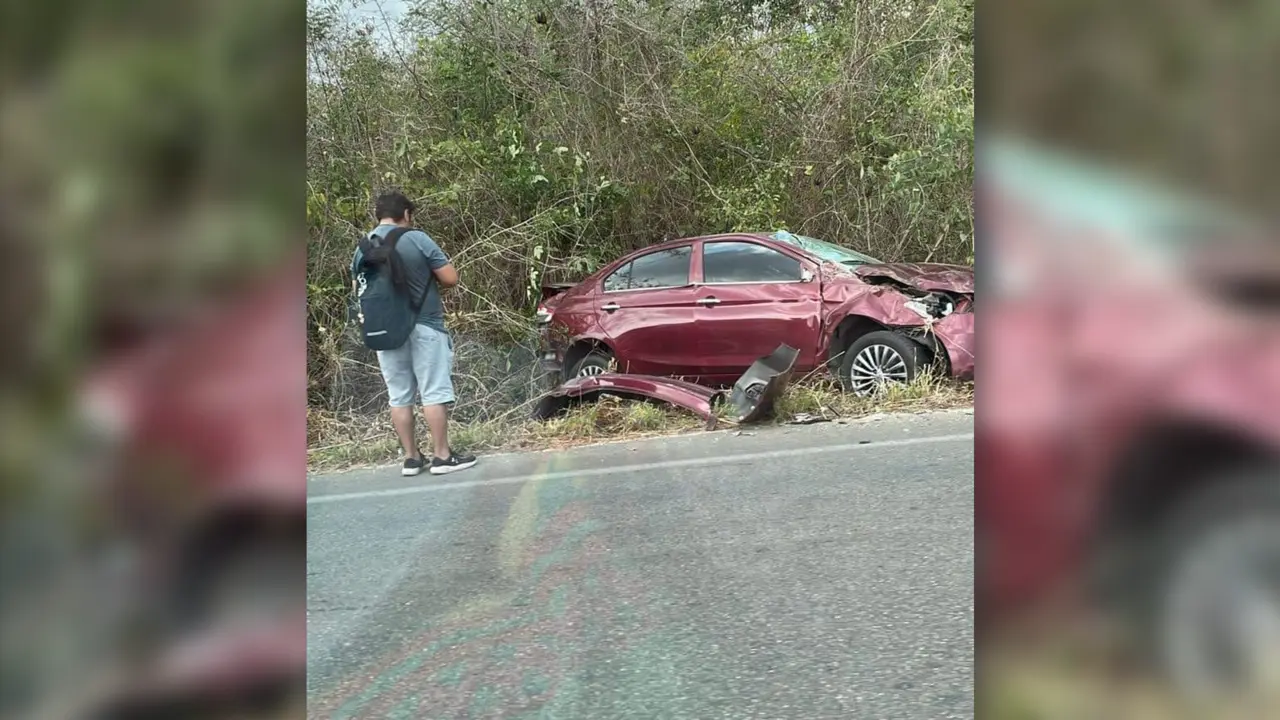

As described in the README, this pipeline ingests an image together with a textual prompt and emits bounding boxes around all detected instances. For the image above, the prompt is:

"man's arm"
[411,231,459,289]
[433,263,459,289]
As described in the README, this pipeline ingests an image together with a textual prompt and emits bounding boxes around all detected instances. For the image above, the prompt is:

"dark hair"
[374,190,416,222]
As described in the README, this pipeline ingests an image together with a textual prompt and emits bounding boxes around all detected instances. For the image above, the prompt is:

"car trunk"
[539,282,576,305]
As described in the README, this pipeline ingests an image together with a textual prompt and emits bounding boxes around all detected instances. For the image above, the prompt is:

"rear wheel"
[568,350,614,379]
[838,330,927,397]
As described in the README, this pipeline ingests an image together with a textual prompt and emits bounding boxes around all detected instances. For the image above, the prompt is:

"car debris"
[531,374,724,427]
[726,344,800,424]
[532,344,800,428]
[787,413,830,425]
[784,402,843,425]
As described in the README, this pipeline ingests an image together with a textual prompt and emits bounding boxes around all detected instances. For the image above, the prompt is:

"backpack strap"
[377,226,429,311]
[381,226,412,246]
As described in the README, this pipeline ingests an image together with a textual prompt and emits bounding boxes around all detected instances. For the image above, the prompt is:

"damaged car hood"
[854,263,975,294]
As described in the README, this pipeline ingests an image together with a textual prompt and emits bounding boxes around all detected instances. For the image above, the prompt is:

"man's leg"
[413,325,456,459]
[421,403,450,460]
[376,344,424,472]
[412,325,476,474]
[390,406,421,459]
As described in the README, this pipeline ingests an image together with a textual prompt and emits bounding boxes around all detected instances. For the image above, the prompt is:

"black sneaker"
[402,454,426,477]
[429,452,477,476]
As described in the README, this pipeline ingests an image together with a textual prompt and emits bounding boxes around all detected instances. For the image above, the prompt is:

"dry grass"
[307,373,974,473]
[774,367,973,421]
[983,636,1280,720]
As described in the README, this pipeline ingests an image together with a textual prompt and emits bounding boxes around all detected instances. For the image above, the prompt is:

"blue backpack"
[353,227,426,351]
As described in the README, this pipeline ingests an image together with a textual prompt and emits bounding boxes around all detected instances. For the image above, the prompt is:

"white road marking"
[308,432,973,505]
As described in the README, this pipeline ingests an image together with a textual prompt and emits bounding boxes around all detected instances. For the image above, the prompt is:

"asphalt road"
[307,410,974,719]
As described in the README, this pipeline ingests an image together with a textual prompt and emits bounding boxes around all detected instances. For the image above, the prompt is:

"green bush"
[306,0,973,420]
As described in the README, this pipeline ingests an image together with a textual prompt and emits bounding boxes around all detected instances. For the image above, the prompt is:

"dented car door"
[693,239,824,383]
[594,244,702,376]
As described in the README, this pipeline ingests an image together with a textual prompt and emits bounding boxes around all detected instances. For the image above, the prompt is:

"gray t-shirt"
[351,224,450,332]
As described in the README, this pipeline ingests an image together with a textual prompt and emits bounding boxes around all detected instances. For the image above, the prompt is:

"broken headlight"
[905,292,963,320]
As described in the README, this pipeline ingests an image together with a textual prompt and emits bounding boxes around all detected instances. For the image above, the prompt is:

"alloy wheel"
[577,363,607,377]
[849,343,909,396]
[1162,517,1280,699]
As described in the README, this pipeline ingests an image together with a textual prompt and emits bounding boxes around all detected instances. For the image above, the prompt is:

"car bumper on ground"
[532,345,800,426]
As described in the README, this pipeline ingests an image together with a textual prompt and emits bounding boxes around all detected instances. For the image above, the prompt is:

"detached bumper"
[934,312,975,380]
[534,374,724,425]
[533,344,800,427]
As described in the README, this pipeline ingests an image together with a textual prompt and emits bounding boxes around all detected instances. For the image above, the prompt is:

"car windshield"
[771,230,882,266]
[984,137,1259,257]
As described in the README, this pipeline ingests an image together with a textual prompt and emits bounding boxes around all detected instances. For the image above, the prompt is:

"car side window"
[703,241,802,283]
[604,246,691,291]
[603,262,633,292]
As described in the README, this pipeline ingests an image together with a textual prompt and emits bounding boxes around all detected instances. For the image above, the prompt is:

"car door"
[694,239,823,381]
[594,244,702,376]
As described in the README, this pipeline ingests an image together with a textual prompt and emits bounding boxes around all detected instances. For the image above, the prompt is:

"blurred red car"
[981,139,1280,696]
[537,231,975,394]
[73,266,305,718]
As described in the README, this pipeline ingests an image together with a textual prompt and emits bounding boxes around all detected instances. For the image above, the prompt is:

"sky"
[345,0,409,27]
[308,0,411,59]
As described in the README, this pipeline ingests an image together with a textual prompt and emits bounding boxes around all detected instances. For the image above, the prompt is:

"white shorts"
[377,324,455,407]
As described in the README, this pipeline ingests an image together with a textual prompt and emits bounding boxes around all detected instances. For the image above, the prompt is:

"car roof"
[637,232,785,252]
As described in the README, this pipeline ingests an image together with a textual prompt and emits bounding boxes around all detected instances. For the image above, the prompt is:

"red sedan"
[538,231,974,394]
[980,138,1280,697]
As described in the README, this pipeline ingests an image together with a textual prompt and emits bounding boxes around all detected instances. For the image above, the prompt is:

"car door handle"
[601,302,620,312]
[696,297,720,306]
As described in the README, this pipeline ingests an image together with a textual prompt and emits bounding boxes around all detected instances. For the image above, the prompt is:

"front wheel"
[1140,467,1280,701]
[838,330,927,397]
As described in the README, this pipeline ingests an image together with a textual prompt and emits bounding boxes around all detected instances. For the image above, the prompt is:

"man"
[351,191,477,476]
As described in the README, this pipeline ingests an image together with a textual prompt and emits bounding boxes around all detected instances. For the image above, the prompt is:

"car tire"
[1136,465,1280,699]
[568,350,614,380]
[838,330,927,396]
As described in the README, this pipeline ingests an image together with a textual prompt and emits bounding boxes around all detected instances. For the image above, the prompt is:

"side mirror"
[801,268,815,283]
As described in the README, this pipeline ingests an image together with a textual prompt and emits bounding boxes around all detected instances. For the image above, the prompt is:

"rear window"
[604,246,692,291]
